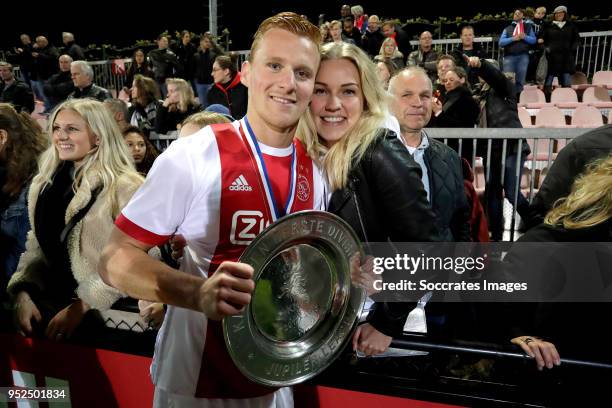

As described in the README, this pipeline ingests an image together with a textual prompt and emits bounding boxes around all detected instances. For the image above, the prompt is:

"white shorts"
[153,386,293,408]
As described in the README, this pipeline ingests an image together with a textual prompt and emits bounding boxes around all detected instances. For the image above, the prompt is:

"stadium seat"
[571,105,604,128]
[571,71,591,96]
[535,106,572,128]
[582,86,612,109]
[551,87,580,109]
[592,70,612,89]
[519,87,548,109]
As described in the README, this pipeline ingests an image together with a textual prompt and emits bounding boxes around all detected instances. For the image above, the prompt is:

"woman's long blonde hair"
[297,42,389,191]
[545,154,612,229]
[36,99,143,217]
[166,78,199,113]
[379,38,403,60]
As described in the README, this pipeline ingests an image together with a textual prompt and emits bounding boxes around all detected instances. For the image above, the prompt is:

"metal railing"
[232,32,612,80]
[426,127,592,241]
[147,127,593,241]
[9,32,611,92]
[575,31,612,78]
[409,36,503,62]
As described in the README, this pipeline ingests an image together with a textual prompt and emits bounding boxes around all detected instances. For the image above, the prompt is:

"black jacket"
[0,80,35,113]
[471,59,531,156]
[428,86,480,162]
[504,219,612,360]
[43,70,74,104]
[393,26,411,63]
[343,27,363,48]
[31,45,59,81]
[125,63,154,89]
[207,73,248,119]
[173,42,197,80]
[429,86,479,129]
[362,29,385,58]
[195,48,222,84]
[541,21,580,76]
[423,137,471,242]
[527,125,612,228]
[155,103,202,134]
[64,41,85,61]
[13,44,34,72]
[328,130,439,336]
[148,48,179,82]
[451,43,488,87]
[68,83,111,102]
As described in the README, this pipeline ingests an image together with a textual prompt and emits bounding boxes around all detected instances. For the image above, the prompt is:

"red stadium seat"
[582,86,612,109]
[551,87,580,109]
[571,105,604,128]
[592,70,612,89]
[519,87,548,109]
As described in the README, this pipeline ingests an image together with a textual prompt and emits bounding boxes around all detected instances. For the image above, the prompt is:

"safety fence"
[9,32,611,94]
[148,127,593,242]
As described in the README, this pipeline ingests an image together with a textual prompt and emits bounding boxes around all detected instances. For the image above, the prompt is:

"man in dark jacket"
[43,54,74,110]
[31,36,59,111]
[451,25,487,88]
[342,16,362,48]
[467,57,531,240]
[67,60,111,102]
[173,31,197,83]
[194,34,222,107]
[389,66,471,242]
[12,34,34,86]
[62,32,86,61]
[148,34,178,97]
[526,125,612,228]
[362,15,384,58]
[0,62,34,113]
[407,31,439,84]
[388,66,472,339]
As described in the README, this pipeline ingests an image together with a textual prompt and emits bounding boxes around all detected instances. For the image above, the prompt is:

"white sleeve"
[117,130,217,245]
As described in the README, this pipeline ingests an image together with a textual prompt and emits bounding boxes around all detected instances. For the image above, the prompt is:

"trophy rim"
[223,210,365,386]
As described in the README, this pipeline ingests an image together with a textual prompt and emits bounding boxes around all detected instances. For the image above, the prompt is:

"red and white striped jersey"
[116,118,326,400]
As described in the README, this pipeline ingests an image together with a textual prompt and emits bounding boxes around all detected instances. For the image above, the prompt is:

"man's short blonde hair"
[250,12,321,61]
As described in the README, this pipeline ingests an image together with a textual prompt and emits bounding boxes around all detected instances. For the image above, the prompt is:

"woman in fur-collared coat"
[7,99,144,342]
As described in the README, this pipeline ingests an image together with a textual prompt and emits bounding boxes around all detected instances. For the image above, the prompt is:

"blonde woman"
[509,155,612,370]
[8,99,144,342]
[155,77,202,134]
[298,42,437,356]
[375,37,405,69]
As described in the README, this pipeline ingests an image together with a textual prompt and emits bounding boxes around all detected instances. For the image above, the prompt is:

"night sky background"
[1,1,607,53]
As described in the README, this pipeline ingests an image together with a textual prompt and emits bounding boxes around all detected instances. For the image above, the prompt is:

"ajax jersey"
[116,118,325,398]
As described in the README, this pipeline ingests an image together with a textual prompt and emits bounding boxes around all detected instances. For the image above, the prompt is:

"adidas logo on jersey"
[229,175,253,192]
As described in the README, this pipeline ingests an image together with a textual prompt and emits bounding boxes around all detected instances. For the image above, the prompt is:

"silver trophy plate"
[223,210,365,386]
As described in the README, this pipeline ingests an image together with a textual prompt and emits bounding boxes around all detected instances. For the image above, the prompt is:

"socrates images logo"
[229,175,253,192]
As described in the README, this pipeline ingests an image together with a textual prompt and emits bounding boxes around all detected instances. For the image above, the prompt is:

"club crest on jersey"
[296,174,310,202]
[229,175,253,192]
